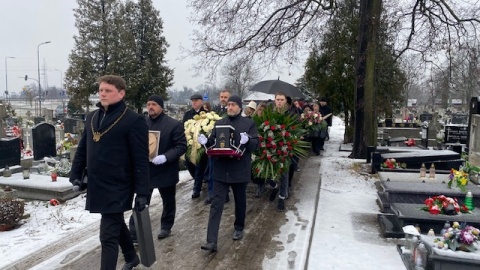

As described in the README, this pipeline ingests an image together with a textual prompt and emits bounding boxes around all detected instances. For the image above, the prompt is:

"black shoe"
[201,242,218,252]
[157,229,171,239]
[121,255,140,270]
[192,191,200,199]
[277,199,285,212]
[232,230,244,240]
[269,189,278,202]
[204,196,212,204]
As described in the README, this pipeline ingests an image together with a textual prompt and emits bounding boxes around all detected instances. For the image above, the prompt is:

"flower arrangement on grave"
[448,167,471,192]
[380,158,406,169]
[184,111,221,164]
[56,133,78,155]
[252,107,310,181]
[54,160,72,177]
[434,222,479,252]
[421,195,470,215]
[25,120,34,128]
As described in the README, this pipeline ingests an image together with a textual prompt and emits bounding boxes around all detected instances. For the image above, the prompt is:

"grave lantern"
[402,225,420,254]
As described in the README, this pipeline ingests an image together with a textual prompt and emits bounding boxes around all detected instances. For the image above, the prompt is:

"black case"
[132,207,156,267]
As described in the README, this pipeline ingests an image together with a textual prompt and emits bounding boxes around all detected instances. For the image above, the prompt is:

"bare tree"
[187,0,480,158]
[221,58,259,98]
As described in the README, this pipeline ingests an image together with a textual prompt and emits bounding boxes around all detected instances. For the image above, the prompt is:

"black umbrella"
[249,79,304,99]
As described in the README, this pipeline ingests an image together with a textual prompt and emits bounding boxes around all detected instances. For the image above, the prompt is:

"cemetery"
[373,97,480,269]
[1,93,480,269]
[0,100,84,231]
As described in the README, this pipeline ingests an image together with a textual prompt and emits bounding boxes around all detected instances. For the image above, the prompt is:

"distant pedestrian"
[182,93,208,199]
[70,75,150,270]
[198,95,259,252]
[319,97,333,141]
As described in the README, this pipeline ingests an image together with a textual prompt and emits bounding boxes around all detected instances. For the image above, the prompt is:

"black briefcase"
[132,207,156,267]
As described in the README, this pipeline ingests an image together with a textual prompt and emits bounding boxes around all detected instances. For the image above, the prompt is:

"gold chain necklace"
[90,107,128,142]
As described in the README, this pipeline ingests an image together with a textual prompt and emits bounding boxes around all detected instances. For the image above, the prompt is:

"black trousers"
[100,213,136,270]
[129,185,176,238]
[206,181,247,244]
[159,185,176,230]
[186,155,208,193]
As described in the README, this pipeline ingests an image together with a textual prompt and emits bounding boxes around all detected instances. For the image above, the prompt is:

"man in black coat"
[129,95,187,240]
[183,93,208,199]
[70,75,150,270]
[319,97,333,142]
[213,89,231,117]
[198,95,259,252]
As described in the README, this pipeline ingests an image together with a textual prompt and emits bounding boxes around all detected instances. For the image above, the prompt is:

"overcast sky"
[0,0,303,97]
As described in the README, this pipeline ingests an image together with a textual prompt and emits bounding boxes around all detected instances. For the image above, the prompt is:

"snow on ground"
[307,117,404,269]
[0,116,406,269]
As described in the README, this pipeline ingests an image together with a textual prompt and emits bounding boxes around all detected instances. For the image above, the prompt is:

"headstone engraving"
[32,123,56,160]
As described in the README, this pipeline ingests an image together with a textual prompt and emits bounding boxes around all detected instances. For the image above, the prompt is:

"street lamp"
[37,41,51,116]
[4,56,15,102]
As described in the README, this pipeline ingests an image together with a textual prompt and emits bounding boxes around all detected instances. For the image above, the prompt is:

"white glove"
[240,132,249,145]
[197,134,208,145]
[152,155,167,165]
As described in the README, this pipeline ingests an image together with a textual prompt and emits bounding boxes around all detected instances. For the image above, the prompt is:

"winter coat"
[147,112,187,188]
[206,113,259,183]
[182,107,206,123]
[70,100,150,214]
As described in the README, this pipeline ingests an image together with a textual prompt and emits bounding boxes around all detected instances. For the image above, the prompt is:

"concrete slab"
[0,173,81,201]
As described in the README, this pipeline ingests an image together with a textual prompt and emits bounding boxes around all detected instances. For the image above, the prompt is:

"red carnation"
[271,125,276,131]
[277,150,282,155]
[429,205,441,215]
[264,121,269,125]
[259,136,263,141]
[267,137,273,142]
[281,124,286,129]
[272,144,277,149]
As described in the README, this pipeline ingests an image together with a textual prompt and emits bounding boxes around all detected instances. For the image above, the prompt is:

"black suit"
[129,112,187,238]
[148,112,186,231]
[204,113,259,245]
[70,100,150,269]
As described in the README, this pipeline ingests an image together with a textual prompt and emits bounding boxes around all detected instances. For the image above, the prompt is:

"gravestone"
[34,117,45,125]
[0,103,6,119]
[0,137,21,168]
[63,118,78,134]
[32,122,56,160]
[444,124,468,145]
[467,97,480,149]
[420,113,433,122]
[0,119,5,138]
[469,114,480,184]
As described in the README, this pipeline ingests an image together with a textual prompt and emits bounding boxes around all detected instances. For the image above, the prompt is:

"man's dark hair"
[97,75,127,91]
[274,91,287,98]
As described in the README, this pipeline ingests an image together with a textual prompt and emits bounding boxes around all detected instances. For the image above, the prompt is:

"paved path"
[5,156,323,270]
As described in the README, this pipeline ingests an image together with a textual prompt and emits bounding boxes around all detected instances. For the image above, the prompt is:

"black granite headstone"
[63,118,78,134]
[32,122,56,160]
[34,117,45,125]
[419,113,433,122]
[444,125,468,144]
[0,137,21,168]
